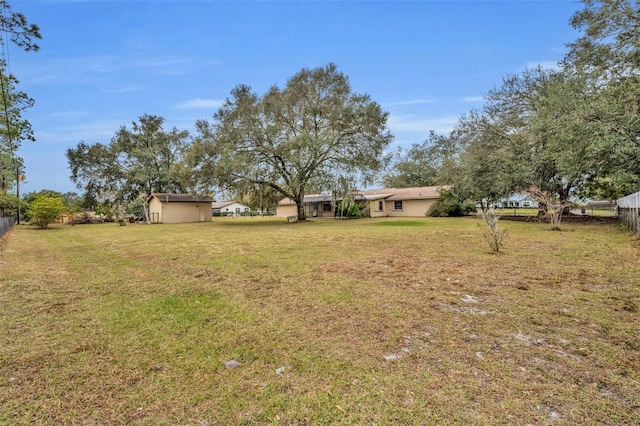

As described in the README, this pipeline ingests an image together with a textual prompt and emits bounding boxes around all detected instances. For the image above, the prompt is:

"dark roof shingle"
[148,193,213,203]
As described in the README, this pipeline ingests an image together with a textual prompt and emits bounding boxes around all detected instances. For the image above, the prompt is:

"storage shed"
[147,193,213,224]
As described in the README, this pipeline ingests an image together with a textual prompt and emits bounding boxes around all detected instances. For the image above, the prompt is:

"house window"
[244,207,249,212]
[235,207,240,213]
[378,200,384,211]
[323,203,332,212]
[394,200,403,210]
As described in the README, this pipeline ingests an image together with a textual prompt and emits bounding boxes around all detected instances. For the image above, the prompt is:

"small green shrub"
[27,195,66,229]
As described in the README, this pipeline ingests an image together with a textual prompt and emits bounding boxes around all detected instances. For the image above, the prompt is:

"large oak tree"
[563,0,640,196]
[191,64,393,220]
[66,114,194,205]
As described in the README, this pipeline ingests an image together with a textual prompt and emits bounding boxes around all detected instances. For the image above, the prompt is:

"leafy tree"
[27,194,65,229]
[446,109,523,211]
[66,114,195,205]
[60,191,87,215]
[565,0,640,79]
[191,63,393,220]
[383,131,457,188]
[0,1,41,53]
[22,189,62,221]
[562,0,640,194]
[0,192,20,216]
[383,141,437,189]
[0,71,35,180]
[0,1,41,223]
[456,67,614,228]
[239,184,282,214]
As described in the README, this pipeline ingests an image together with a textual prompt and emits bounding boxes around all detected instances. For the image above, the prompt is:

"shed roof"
[148,193,214,203]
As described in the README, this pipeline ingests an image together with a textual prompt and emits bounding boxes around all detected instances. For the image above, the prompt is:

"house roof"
[212,201,236,209]
[277,186,445,205]
[147,193,214,203]
[360,186,443,201]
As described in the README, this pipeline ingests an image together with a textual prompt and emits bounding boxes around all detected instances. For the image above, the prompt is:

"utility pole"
[15,169,20,224]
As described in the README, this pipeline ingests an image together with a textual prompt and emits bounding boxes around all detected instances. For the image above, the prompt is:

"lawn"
[1,217,639,425]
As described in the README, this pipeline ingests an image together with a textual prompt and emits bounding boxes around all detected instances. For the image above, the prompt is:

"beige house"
[277,186,444,218]
[147,193,213,224]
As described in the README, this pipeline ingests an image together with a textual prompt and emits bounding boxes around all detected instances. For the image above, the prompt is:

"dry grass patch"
[0,217,638,424]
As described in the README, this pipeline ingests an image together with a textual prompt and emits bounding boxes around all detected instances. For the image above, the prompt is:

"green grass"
[1,217,639,424]
[377,220,426,227]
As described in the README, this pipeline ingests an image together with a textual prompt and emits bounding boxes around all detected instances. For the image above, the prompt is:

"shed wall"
[150,199,212,224]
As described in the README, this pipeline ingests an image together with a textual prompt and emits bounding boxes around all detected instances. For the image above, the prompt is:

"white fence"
[617,191,640,234]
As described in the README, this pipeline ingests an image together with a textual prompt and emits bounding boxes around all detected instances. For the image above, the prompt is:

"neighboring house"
[212,201,251,216]
[476,191,538,209]
[277,186,444,218]
[485,192,539,209]
[147,193,213,224]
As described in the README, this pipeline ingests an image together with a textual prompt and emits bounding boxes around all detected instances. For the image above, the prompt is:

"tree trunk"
[296,200,306,221]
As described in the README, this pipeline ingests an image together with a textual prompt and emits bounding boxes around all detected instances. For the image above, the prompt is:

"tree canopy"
[383,131,456,189]
[564,0,640,197]
[191,63,393,220]
[387,0,640,230]
[0,0,40,215]
[66,114,195,205]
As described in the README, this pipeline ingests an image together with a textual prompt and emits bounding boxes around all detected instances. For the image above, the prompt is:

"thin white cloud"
[463,96,484,103]
[387,114,458,135]
[383,99,434,107]
[175,98,224,109]
[46,110,90,119]
[87,55,189,74]
[33,120,123,144]
[14,55,190,87]
[99,84,146,94]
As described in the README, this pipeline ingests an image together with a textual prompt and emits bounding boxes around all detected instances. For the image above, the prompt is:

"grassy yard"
[1,217,639,425]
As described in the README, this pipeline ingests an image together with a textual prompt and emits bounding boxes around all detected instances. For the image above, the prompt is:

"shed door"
[199,205,206,222]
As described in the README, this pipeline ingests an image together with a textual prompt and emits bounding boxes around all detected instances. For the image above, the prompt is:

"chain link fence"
[1,216,15,239]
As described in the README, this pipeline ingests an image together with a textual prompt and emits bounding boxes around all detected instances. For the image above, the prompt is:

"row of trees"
[384,0,640,230]
[64,1,638,226]
[0,1,41,223]
[67,64,393,220]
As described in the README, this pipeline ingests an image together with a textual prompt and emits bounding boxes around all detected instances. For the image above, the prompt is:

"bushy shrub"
[336,199,361,218]
[0,193,21,218]
[426,189,476,217]
[426,202,450,217]
[27,195,66,229]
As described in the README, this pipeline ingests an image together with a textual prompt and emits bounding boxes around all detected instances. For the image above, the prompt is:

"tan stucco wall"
[369,199,436,217]
[369,200,387,218]
[148,198,163,222]
[149,198,212,223]
[276,204,298,218]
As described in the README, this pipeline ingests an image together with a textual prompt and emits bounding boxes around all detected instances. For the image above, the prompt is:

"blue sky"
[10,0,582,194]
